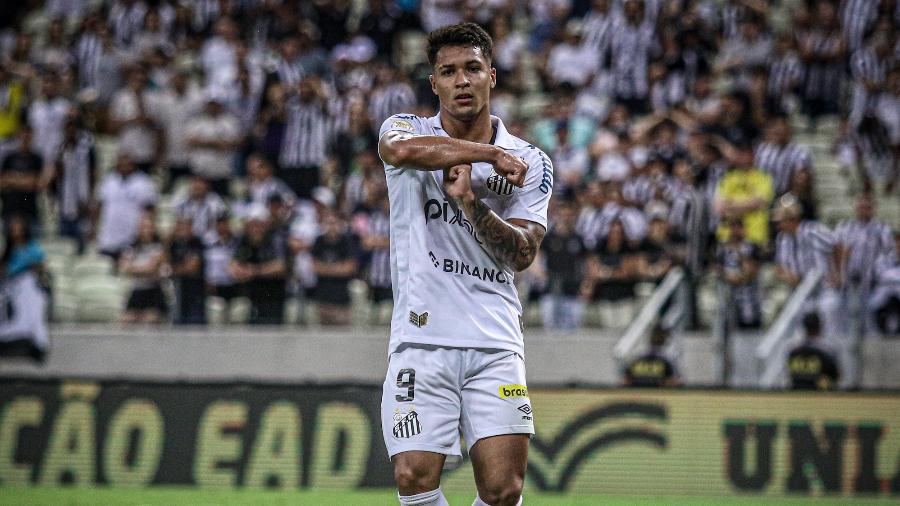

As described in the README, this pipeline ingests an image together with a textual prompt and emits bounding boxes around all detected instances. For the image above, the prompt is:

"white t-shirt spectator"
[96,171,158,253]
[150,86,204,167]
[28,96,71,163]
[547,41,597,88]
[201,36,237,96]
[110,89,157,164]
[186,109,240,181]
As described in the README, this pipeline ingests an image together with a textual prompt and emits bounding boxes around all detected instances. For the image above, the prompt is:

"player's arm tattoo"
[460,198,545,272]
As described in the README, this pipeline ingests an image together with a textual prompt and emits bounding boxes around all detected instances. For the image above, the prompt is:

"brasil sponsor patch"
[498,384,529,399]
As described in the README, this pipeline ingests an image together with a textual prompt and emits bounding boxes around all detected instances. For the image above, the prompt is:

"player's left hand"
[443,164,474,203]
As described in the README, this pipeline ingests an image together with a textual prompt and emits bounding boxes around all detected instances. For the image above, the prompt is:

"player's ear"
[490,67,496,88]
[429,74,437,95]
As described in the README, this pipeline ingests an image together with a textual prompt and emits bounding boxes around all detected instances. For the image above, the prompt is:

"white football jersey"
[379,113,553,356]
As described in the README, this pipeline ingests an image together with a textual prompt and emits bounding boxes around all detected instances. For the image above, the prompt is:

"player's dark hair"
[426,23,493,67]
[802,312,822,338]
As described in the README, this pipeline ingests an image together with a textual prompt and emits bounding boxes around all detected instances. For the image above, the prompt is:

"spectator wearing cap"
[788,312,840,390]
[168,216,206,324]
[204,213,241,321]
[871,231,900,336]
[714,142,773,247]
[109,66,160,173]
[120,212,168,324]
[623,325,681,387]
[230,204,288,324]
[540,201,588,331]
[94,153,158,262]
[715,218,764,386]
[311,209,360,326]
[186,96,241,197]
[173,174,228,239]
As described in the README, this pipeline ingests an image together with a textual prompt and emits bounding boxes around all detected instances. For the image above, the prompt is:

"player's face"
[430,45,495,122]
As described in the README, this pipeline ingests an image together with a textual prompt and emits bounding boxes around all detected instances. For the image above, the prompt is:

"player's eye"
[441,69,453,76]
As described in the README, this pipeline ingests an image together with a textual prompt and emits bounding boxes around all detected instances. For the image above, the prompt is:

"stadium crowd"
[0,0,898,341]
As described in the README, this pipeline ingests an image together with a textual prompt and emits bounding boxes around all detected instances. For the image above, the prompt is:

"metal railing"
[614,267,686,364]
[755,268,824,389]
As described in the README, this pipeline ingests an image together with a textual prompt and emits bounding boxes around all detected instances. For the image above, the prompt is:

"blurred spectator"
[168,216,206,324]
[754,116,813,196]
[332,100,377,179]
[231,205,287,324]
[623,325,680,387]
[201,18,240,96]
[1,214,45,279]
[52,117,96,254]
[109,66,160,173]
[279,78,332,199]
[120,213,167,324]
[151,70,204,190]
[715,15,772,88]
[204,213,241,322]
[582,219,639,317]
[714,143,773,247]
[608,0,655,115]
[186,97,241,196]
[835,194,894,330]
[871,231,900,336]
[173,175,227,239]
[0,127,43,230]
[715,219,764,387]
[551,122,589,193]
[28,73,71,171]
[782,166,818,221]
[766,33,804,115]
[94,154,158,262]
[368,64,416,132]
[356,187,392,324]
[0,65,25,144]
[797,1,846,125]
[788,312,840,390]
[245,152,296,209]
[544,20,597,90]
[847,20,893,130]
[540,201,587,331]
[636,206,675,283]
[311,210,359,326]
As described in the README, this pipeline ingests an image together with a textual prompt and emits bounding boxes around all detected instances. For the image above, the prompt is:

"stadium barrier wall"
[1,378,899,498]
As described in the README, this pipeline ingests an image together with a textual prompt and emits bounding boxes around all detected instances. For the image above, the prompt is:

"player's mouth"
[454,93,474,105]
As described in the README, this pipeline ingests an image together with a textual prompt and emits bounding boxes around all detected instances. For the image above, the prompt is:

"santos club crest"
[487,170,514,196]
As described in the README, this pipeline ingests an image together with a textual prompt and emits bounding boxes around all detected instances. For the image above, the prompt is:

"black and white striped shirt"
[667,182,709,272]
[576,203,648,248]
[174,193,228,238]
[279,98,330,169]
[800,29,845,101]
[366,209,391,289]
[248,176,297,208]
[775,221,836,276]
[109,0,147,47]
[368,83,416,133]
[767,53,804,98]
[274,56,304,87]
[835,218,894,287]
[608,20,656,100]
[580,8,618,67]
[754,141,813,195]
[75,32,102,91]
[840,0,879,52]
[57,132,95,220]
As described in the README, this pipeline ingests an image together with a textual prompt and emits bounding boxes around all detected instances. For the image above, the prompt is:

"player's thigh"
[381,345,464,463]
[460,350,534,446]
[469,433,529,498]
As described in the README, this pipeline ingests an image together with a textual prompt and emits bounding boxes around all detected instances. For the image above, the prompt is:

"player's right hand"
[493,150,527,188]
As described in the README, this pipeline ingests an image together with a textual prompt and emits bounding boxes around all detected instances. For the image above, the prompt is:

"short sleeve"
[502,147,552,228]
[378,114,426,140]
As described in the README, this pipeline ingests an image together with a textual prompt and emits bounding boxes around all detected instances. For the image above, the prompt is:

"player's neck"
[439,106,494,145]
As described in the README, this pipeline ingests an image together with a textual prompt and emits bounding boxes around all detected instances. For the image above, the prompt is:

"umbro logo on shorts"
[518,404,532,415]
[487,170,514,196]
[409,311,429,328]
[393,411,422,439]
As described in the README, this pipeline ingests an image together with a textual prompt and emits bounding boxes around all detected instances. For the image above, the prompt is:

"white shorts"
[381,343,535,469]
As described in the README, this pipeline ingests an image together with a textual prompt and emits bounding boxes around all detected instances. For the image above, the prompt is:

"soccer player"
[377,23,552,506]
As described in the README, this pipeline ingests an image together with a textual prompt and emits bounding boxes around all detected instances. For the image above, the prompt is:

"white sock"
[472,496,523,506]
[398,487,449,506]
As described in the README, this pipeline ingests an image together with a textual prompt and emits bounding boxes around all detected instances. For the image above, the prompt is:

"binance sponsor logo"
[409,311,429,328]
[499,384,529,399]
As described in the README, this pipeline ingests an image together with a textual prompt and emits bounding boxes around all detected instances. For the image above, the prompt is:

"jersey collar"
[430,112,518,150]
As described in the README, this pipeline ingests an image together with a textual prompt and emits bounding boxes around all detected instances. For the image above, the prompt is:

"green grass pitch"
[1,487,898,505]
